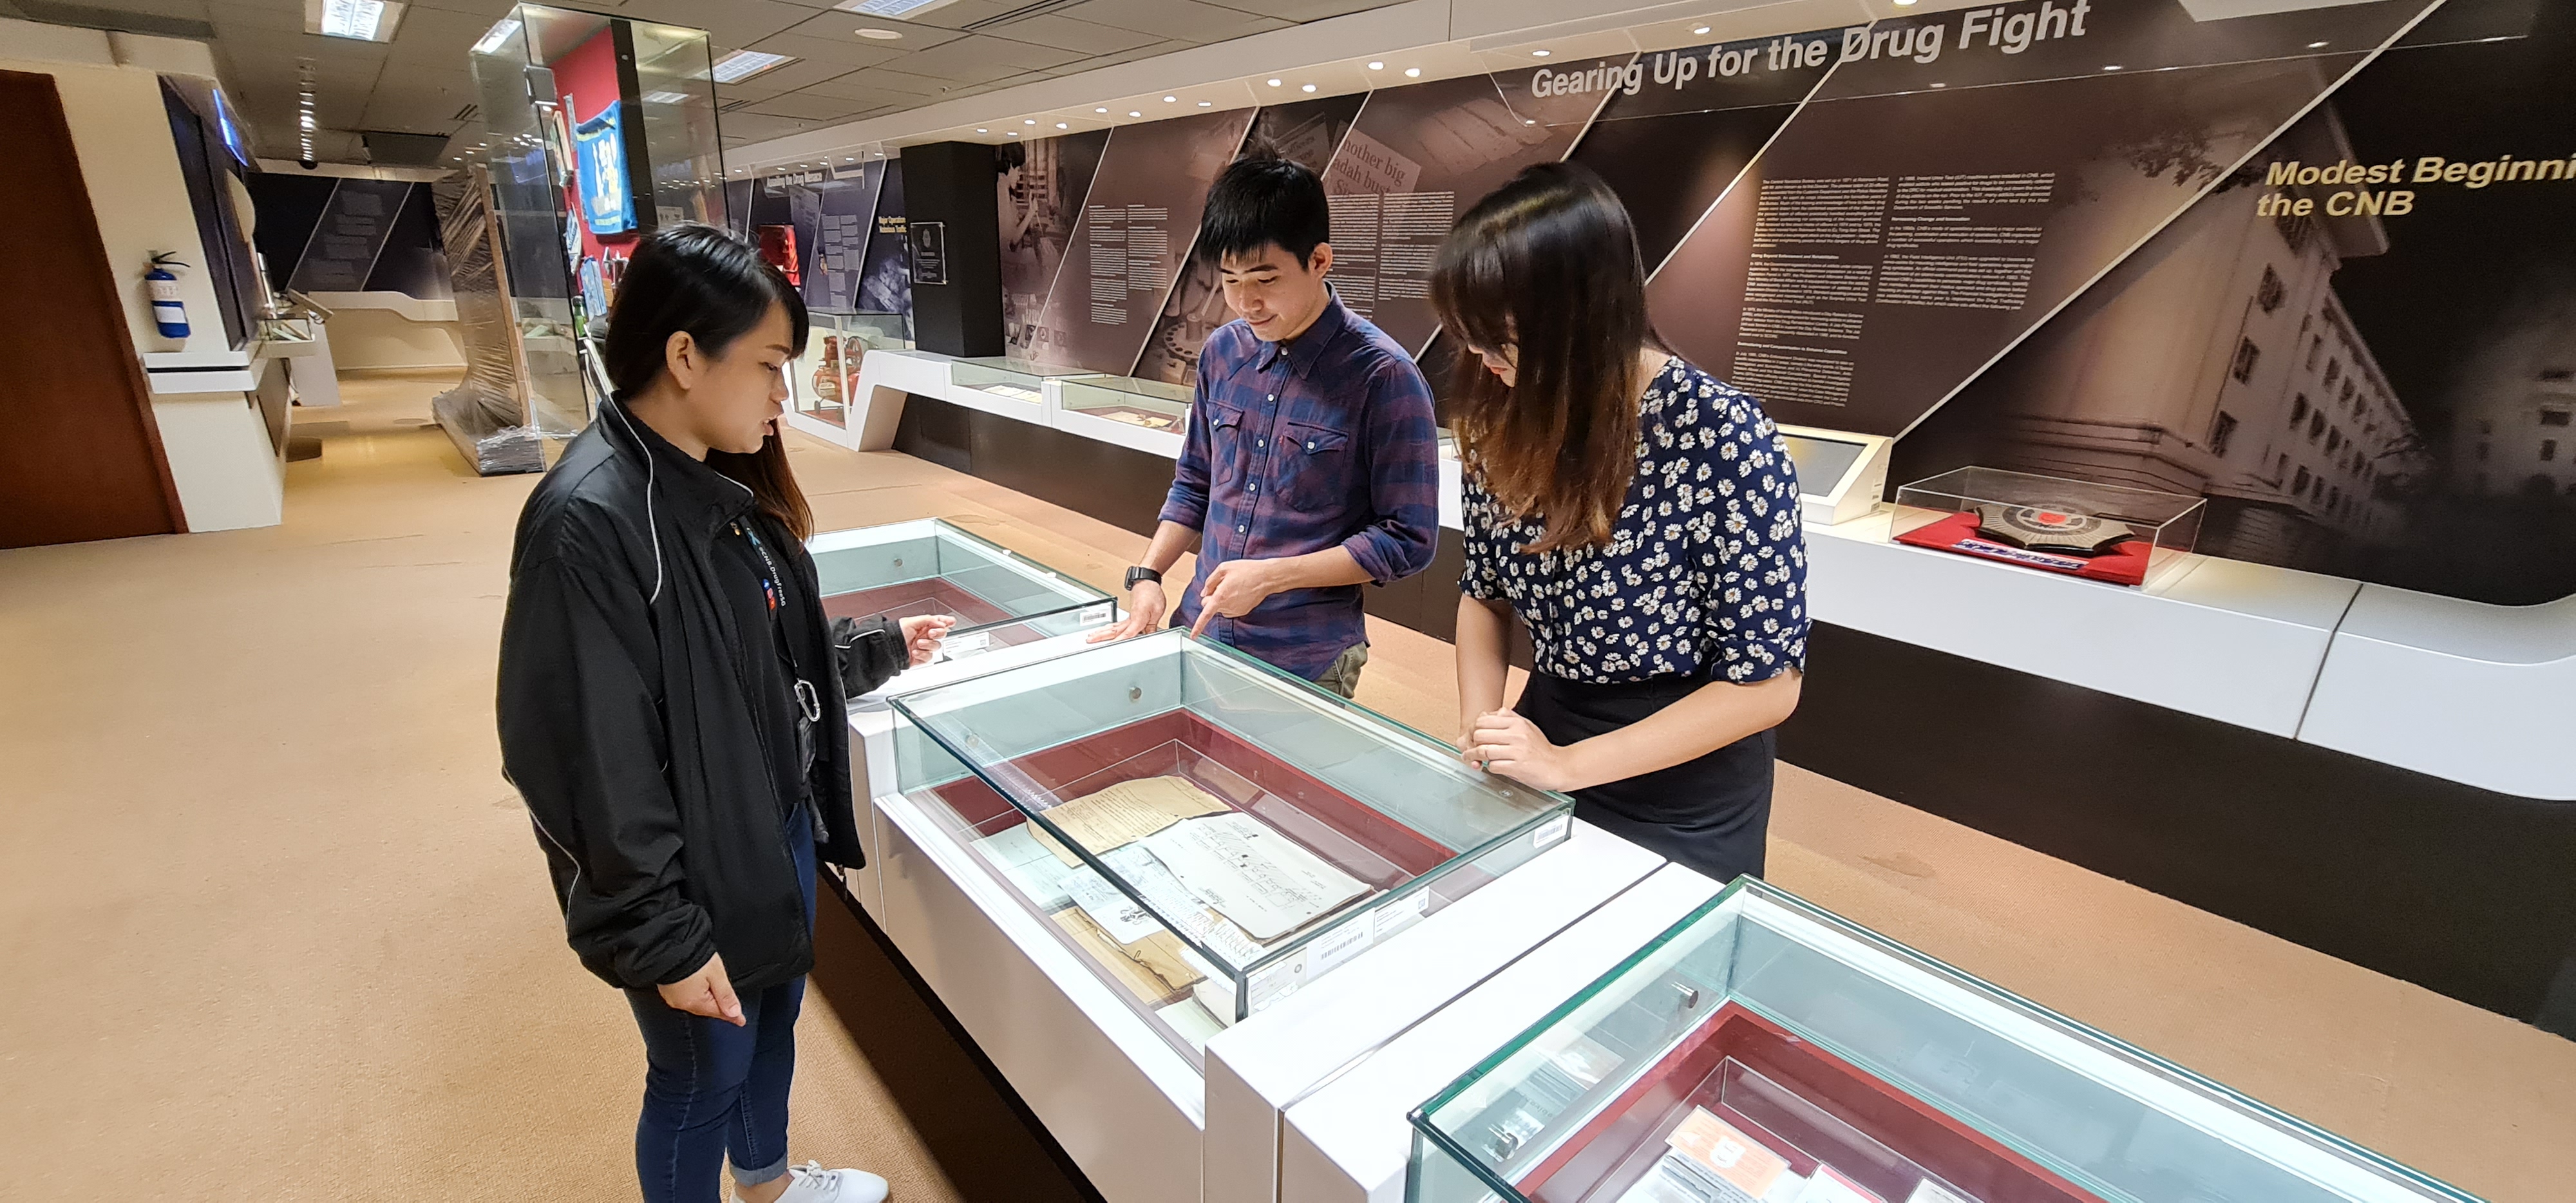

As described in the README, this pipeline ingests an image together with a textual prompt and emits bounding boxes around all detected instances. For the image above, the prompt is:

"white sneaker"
[751,1160,888,1203]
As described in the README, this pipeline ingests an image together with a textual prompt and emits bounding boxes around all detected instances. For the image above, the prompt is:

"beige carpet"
[1,370,2569,1200]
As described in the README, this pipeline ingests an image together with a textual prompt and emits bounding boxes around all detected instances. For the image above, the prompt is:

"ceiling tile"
[742,92,873,121]
[780,9,967,52]
[705,55,866,98]
[820,66,955,99]
[386,5,508,62]
[1057,0,1284,43]
[973,14,1158,57]
[203,1,306,34]
[791,76,928,107]
[611,0,813,49]
[1213,0,1397,21]
[717,111,822,142]
[884,0,1023,32]
[742,30,909,70]
[885,33,1083,82]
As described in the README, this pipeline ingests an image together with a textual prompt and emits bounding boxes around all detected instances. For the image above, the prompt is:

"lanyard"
[735,519,822,724]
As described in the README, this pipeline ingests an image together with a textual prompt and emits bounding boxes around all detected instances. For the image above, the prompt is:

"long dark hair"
[604,223,816,539]
[1431,163,1656,553]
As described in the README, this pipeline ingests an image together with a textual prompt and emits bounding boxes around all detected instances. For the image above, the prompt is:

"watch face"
[1971,503,2136,555]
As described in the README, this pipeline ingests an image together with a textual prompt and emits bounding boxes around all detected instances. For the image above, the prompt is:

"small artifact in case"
[1890,468,2204,587]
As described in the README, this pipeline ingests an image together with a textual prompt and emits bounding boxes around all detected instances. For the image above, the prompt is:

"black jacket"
[497,401,905,993]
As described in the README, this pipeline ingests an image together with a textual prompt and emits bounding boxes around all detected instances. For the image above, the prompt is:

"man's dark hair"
[1198,153,1330,266]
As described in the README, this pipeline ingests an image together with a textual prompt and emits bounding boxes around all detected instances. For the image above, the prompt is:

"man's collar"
[1259,290,1350,379]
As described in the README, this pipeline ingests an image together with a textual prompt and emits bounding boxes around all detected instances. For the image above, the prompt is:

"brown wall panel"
[0,70,183,547]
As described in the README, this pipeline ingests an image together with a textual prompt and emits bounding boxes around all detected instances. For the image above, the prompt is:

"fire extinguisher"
[146,252,190,340]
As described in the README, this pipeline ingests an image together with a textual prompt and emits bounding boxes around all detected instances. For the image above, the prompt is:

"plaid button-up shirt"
[1159,295,1441,679]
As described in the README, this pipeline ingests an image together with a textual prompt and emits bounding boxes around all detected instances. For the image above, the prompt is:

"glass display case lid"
[1410,878,2482,1203]
[808,518,1114,640]
[889,630,1576,986]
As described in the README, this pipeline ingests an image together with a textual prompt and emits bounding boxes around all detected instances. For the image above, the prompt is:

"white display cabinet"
[849,630,1665,1203]
[1405,878,2485,1203]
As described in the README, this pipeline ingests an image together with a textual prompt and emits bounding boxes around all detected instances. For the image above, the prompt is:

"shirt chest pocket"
[1202,403,1249,489]
[1276,421,1352,511]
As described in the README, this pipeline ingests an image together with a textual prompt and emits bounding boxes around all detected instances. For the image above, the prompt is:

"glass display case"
[1057,374,1192,434]
[790,312,916,428]
[951,357,1099,408]
[1890,467,2206,588]
[468,5,728,442]
[889,630,1577,1061]
[810,518,1115,665]
[1408,879,2480,1203]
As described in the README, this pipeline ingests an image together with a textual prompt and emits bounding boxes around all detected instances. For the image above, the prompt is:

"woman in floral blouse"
[1433,162,1809,884]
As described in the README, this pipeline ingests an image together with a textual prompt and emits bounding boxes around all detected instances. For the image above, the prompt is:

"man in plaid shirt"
[1091,154,1440,698]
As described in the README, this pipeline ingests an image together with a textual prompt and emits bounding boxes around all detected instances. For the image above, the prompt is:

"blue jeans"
[627,816,818,1203]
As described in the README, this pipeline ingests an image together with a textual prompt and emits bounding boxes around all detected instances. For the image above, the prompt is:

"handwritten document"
[1101,843,1267,966]
[1142,813,1368,942]
[1030,775,1231,866]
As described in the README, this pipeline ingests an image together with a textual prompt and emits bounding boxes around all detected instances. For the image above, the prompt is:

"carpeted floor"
[2,370,2570,1200]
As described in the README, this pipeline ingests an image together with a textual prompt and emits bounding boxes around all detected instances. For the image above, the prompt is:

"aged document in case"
[1028,775,1231,866]
[1141,813,1369,942]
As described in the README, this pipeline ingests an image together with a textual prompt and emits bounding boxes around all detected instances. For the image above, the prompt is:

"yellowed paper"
[1052,907,1203,1005]
[1028,775,1231,866]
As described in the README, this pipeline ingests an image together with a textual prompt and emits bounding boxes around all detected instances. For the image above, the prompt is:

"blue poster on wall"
[573,105,634,236]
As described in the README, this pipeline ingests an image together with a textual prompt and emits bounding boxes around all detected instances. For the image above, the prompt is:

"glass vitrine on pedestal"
[809,518,1115,667]
[1408,879,2483,1203]
[889,630,1577,1063]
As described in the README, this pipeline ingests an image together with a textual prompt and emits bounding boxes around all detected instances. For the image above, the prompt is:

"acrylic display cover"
[890,630,1575,1057]
[808,518,1114,661]
[1409,879,2481,1203]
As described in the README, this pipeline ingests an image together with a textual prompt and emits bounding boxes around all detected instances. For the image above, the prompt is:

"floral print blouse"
[1461,357,1810,685]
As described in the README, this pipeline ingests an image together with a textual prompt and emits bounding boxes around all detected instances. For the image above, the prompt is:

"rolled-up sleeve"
[1338,360,1441,584]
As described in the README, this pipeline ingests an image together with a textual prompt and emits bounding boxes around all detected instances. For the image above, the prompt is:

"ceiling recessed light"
[1023,118,1036,124]
[1007,131,1018,136]
[976,128,987,133]
[2307,40,2330,48]
[1367,61,1383,70]
[1266,78,1282,87]
[712,50,795,82]
[2102,63,2123,71]
[1693,25,1710,35]
[1302,83,1316,92]
[1893,0,1917,5]
[1095,107,1108,113]
[1928,81,1946,88]
[1055,121,1068,128]
[1128,111,1141,117]
[1404,67,1421,77]
[312,0,404,42]
[1531,48,1550,57]
[1162,95,1177,102]
[1197,100,1211,106]
[855,26,902,39]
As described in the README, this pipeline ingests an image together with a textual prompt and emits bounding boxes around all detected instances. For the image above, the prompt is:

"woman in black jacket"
[498,224,943,1203]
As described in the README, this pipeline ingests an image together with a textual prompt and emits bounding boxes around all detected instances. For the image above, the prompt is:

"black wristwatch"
[1124,565,1163,590]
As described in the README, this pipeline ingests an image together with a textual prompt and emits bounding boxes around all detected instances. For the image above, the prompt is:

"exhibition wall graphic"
[973,0,2575,606]
[859,160,913,316]
[249,176,453,300]
[1018,108,1255,374]
[998,129,1108,359]
[1137,93,1363,386]
[1901,0,2576,602]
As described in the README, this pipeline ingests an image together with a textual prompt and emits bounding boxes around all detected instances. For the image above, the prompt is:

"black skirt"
[1515,671,1777,884]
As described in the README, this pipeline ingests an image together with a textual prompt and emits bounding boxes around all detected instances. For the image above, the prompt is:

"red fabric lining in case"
[1891,511,2152,587]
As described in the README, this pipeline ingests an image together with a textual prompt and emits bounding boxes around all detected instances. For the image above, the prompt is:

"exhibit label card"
[1141,813,1368,942]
